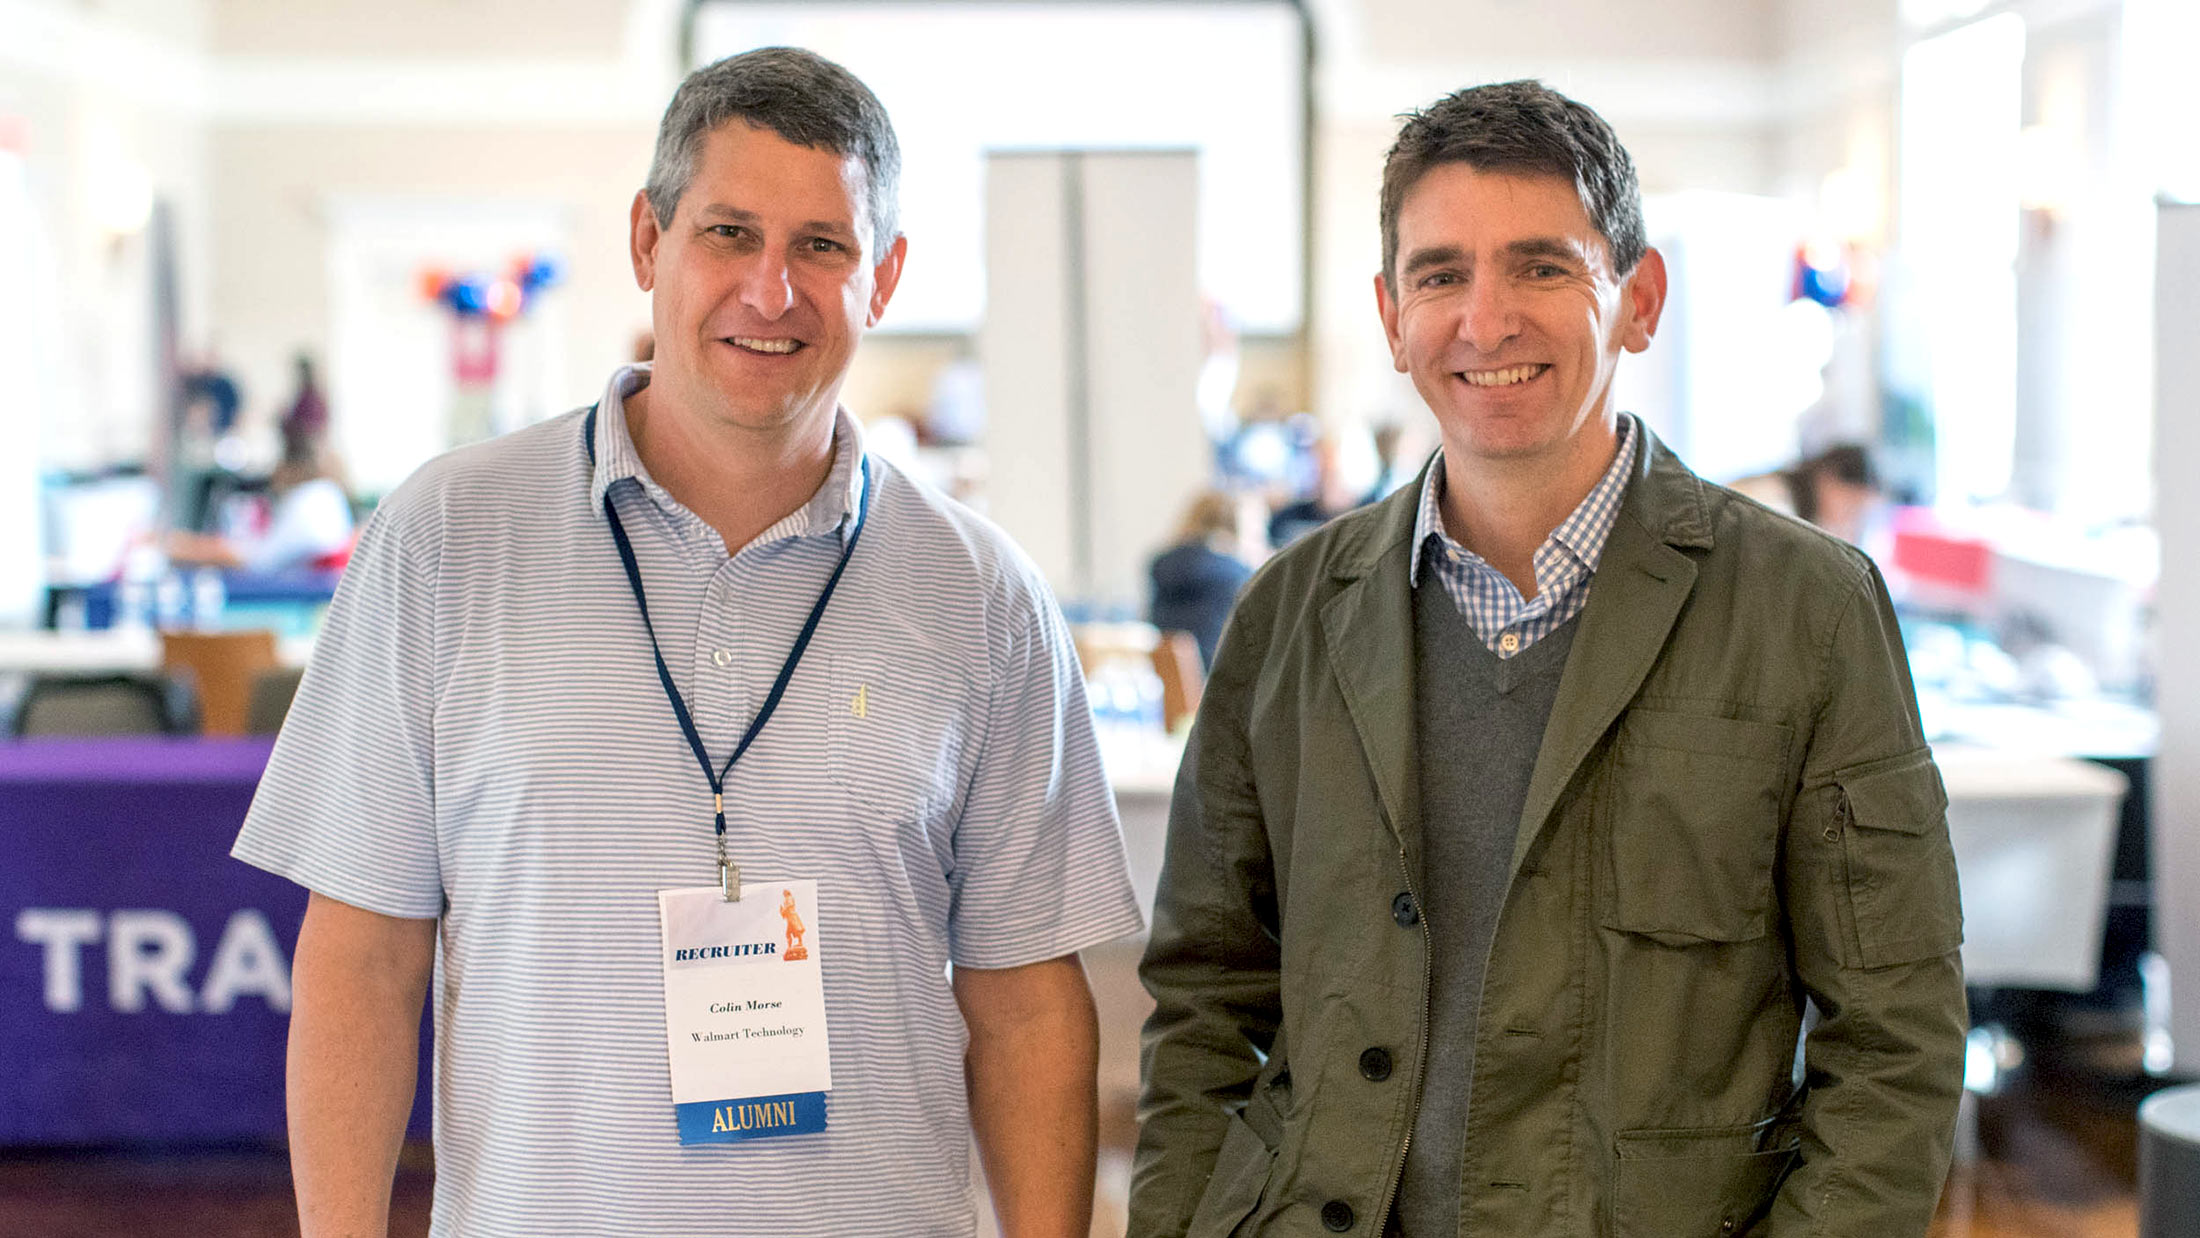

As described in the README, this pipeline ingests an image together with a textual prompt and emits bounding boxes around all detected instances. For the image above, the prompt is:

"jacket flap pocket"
[1834,751,1962,967]
[1837,753,1948,836]
[1614,1123,1798,1238]
[1620,708,1792,764]
[1604,711,1788,943]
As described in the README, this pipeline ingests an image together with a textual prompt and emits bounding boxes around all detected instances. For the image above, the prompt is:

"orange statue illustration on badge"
[780,888,808,961]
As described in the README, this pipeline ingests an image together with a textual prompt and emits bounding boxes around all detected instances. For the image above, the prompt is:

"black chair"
[10,673,201,737]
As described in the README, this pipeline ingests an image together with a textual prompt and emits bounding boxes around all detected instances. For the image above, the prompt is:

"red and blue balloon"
[419,254,564,323]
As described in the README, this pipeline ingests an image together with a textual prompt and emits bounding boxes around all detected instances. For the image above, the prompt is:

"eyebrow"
[1400,236,1585,279]
[693,204,857,236]
[1506,237,1584,264]
[1399,245,1465,279]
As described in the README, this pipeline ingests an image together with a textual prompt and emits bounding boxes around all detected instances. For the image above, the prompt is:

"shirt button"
[1358,1047,1393,1082]
[1391,892,1419,927]
[711,648,733,668]
[1498,631,1521,655]
[1321,1199,1356,1232]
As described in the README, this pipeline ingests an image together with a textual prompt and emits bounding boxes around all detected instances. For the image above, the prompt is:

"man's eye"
[807,237,845,253]
[1527,263,1566,278]
[1420,272,1458,288]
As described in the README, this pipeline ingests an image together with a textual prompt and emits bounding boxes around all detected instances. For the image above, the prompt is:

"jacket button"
[1321,1199,1356,1231]
[1358,1047,1393,1081]
[1391,892,1419,927]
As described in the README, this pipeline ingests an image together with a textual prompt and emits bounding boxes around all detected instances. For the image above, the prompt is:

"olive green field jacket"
[1132,429,1966,1237]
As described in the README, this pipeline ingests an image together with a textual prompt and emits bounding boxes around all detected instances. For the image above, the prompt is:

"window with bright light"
[691,2,1306,335]
[1898,12,2024,506]
[2126,0,2200,204]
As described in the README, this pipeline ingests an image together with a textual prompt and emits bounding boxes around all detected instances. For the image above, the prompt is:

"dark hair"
[1786,444,1880,522]
[1805,444,1878,490]
[1379,80,1646,289]
[644,46,901,248]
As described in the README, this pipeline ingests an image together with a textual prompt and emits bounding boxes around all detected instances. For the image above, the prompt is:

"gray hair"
[1379,80,1645,290]
[645,47,901,250]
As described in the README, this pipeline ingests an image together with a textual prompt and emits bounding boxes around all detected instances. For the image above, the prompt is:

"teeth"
[1462,365,1543,387]
[731,337,799,354]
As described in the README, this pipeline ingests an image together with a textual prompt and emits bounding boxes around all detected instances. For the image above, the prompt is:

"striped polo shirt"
[234,364,1144,1236]
[1409,415,1638,657]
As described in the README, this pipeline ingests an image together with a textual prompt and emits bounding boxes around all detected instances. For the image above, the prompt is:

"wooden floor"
[1929,1003,2161,1238]
[0,959,2176,1237]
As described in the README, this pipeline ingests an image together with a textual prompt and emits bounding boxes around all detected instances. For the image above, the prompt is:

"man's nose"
[1457,276,1520,352]
[736,251,796,320]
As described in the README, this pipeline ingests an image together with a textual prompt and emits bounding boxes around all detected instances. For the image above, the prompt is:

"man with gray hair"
[1133,80,1964,1236]
[239,47,1141,1236]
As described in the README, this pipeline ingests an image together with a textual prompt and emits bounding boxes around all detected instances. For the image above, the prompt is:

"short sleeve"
[231,504,444,918]
[945,575,1144,968]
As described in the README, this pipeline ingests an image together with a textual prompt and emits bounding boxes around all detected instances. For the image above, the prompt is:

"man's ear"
[866,233,908,328]
[1618,246,1668,354]
[630,190,660,292]
[1374,271,1408,373]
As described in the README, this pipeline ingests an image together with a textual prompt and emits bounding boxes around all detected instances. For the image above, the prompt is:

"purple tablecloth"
[2,737,430,1144]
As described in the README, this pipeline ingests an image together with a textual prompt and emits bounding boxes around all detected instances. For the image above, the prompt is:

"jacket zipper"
[1373,846,1433,1232]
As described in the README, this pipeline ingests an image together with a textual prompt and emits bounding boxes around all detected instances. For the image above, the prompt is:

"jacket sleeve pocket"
[1612,1122,1798,1238]
[1835,750,1963,968]
[1185,1106,1280,1238]
[1604,710,1793,944]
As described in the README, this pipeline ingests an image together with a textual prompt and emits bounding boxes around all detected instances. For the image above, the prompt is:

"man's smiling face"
[1375,163,1661,475]
[631,119,903,440]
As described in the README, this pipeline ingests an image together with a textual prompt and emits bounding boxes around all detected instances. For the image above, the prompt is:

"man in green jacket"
[1132,81,1965,1238]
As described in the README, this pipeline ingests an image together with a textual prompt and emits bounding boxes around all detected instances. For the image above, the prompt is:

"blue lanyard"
[583,406,873,898]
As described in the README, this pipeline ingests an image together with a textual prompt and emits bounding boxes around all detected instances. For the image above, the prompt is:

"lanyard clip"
[720,855,740,903]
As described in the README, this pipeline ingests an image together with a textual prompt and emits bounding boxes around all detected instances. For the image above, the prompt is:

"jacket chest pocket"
[827,647,967,824]
[1601,709,1793,944]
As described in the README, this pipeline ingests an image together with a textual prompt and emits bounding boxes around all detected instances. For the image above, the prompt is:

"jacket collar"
[1329,417,1712,588]
[1319,419,1713,875]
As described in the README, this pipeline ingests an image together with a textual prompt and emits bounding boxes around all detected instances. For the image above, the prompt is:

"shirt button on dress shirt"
[711,648,734,668]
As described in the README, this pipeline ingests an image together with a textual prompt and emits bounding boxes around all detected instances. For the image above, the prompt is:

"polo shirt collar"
[587,362,869,548]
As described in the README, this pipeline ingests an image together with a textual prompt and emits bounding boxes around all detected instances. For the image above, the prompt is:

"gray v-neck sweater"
[1392,582,1578,1238]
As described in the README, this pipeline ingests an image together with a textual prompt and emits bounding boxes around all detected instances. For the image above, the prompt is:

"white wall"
[0,0,215,469]
[1300,0,1792,432]
[2151,200,2200,1074]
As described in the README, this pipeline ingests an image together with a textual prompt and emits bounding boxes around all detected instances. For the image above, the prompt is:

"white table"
[1935,744,2129,991]
[1102,733,2133,990]
[1100,729,1183,929]
[0,629,317,676]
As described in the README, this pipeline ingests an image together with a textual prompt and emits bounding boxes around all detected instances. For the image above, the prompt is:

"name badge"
[657,880,832,1144]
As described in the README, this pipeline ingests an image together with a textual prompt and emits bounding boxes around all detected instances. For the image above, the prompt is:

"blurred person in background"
[1730,442,1883,545]
[1267,431,1367,547]
[170,345,245,532]
[1360,418,1419,505]
[1148,489,1264,669]
[167,352,354,574]
[1135,80,1963,1238]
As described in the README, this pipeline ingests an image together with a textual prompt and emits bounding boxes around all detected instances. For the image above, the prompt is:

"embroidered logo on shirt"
[851,685,869,719]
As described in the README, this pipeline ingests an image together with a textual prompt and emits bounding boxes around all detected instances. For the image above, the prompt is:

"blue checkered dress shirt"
[1409,415,1638,659]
